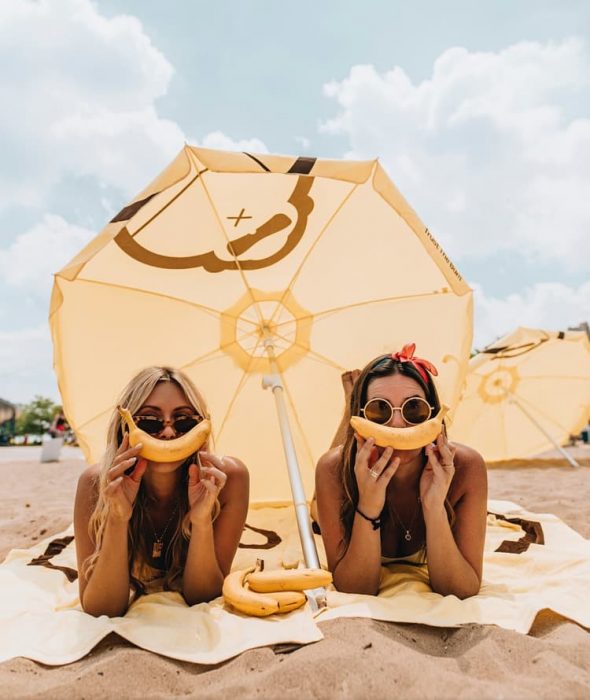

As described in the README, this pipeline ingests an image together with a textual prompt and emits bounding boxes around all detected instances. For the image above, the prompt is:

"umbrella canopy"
[50,146,472,504]
[449,327,590,462]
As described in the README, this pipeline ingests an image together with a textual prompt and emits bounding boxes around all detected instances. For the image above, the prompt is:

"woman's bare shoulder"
[317,445,342,469]
[452,442,485,469]
[75,463,101,507]
[450,442,487,494]
[316,446,343,483]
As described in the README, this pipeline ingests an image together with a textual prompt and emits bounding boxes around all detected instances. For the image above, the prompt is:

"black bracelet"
[355,507,382,530]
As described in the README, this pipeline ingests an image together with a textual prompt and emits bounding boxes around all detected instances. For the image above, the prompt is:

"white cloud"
[199,130,268,154]
[0,0,183,207]
[295,136,311,151]
[0,214,93,297]
[321,39,590,270]
[473,281,590,349]
[0,323,58,403]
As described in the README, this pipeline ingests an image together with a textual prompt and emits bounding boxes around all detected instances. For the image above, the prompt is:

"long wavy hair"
[84,366,218,594]
[340,354,452,548]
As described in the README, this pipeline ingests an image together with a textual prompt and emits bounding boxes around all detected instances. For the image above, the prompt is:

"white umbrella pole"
[508,394,580,468]
[261,337,321,570]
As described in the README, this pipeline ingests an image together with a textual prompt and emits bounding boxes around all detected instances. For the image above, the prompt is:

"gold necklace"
[388,497,422,542]
[146,506,178,559]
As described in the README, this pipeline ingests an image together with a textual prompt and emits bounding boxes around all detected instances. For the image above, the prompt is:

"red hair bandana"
[391,343,438,384]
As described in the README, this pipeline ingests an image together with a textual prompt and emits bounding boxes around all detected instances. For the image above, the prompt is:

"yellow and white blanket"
[0,499,588,665]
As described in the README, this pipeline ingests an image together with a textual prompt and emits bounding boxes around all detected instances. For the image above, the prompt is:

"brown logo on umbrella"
[114,176,314,273]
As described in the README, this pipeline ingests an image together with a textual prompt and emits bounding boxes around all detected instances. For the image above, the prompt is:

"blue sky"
[1,0,589,403]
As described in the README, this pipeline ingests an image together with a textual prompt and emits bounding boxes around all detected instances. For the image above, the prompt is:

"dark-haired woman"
[315,344,487,599]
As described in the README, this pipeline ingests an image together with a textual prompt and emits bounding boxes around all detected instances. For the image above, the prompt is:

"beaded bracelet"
[355,507,382,530]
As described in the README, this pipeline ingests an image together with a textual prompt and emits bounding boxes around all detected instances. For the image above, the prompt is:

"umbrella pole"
[508,394,580,468]
[261,339,321,570]
[261,341,327,611]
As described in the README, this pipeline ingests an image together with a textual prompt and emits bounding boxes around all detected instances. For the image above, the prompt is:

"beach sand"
[1,447,589,699]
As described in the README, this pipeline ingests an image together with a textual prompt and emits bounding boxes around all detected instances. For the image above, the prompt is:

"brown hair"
[339,353,452,548]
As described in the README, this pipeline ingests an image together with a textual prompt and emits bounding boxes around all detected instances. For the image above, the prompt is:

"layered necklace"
[146,506,178,559]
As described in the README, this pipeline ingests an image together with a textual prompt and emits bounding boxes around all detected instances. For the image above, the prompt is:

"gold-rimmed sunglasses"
[361,396,433,426]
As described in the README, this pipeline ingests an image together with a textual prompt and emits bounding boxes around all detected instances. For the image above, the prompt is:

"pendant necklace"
[146,506,178,559]
[389,497,422,542]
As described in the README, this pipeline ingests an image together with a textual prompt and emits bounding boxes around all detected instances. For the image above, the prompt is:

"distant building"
[0,398,17,443]
[568,321,590,339]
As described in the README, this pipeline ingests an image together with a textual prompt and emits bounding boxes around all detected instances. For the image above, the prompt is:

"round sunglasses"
[361,396,433,426]
[132,414,203,436]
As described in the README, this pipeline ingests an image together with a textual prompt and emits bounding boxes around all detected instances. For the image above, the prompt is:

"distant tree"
[15,396,60,435]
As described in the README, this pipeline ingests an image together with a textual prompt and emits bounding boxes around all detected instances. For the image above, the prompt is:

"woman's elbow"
[81,598,128,618]
[431,578,481,600]
[333,573,380,596]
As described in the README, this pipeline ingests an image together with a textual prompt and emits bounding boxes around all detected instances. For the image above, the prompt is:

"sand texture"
[1,446,589,699]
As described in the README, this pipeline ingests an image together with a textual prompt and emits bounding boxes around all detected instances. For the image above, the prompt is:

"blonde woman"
[74,367,249,617]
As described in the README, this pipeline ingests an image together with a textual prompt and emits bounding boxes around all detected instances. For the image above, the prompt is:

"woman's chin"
[146,458,185,472]
[392,446,423,462]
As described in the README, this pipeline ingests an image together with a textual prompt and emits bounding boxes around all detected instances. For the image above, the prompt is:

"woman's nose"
[159,422,177,439]
[389,408,407,428]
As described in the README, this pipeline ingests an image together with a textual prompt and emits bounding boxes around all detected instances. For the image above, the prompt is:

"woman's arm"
[182,456,249,604]
[74,466,132,617]
[316,446,397,595]
[422,443,488,599]
[74,437,147,617]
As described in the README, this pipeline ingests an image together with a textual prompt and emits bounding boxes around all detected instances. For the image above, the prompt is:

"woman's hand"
[188,451,228,525]
[105,433,148,522]
[420,432,456,513]
[354,435,400,518]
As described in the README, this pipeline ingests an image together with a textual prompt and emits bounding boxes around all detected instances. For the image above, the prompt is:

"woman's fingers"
[198,451,226,471]
[368,446,394,479]
[188,463,200,487]
[426,443,453,476]
[380,456,401,484]
[104,475,123,496]
[129,458,147,483]
[436,433,454,466]
[200,479,218,495]
[353,435,374,471]
[199,465,227,490]
[108,450,142,480]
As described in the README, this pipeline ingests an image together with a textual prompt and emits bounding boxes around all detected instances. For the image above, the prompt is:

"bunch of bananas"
[222,563,332,617]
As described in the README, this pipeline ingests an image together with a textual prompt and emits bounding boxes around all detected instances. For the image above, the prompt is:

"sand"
[1,445,589,699]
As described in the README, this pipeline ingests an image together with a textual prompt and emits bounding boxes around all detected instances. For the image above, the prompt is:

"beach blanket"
[1,500,589,665]
[0,509,323,666]
[318,499,590,633]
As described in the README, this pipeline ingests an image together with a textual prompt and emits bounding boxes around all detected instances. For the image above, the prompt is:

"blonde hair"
[84,366,218,594]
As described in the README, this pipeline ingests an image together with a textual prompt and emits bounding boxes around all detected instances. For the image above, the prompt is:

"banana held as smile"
[118,406,211,462]
[350,406,449,450]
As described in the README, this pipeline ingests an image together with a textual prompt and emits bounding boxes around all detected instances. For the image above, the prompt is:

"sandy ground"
[1,446,589,699]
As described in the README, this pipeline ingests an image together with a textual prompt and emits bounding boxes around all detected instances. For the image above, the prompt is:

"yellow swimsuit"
[380,547,427,566]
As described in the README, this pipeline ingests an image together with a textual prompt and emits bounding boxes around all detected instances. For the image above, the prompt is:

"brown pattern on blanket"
[26,523,282,582]
[238,523,282,550]
[489,512,545,554]
[27,536,78,582]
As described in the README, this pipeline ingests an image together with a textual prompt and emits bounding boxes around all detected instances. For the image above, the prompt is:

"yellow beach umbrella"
[50,146,472,566]
[449,327,590,466]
